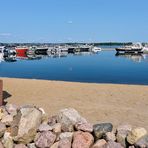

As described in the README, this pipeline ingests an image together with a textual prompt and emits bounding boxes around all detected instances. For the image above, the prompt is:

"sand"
[1,77,148,129]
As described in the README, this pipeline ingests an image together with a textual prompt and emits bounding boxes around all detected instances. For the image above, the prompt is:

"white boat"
[3,47,16,56]
[115,43,143,53]
[0,53,4,63]
[142,45,148,53]
[0,46,6,53]
[91,46,101,53]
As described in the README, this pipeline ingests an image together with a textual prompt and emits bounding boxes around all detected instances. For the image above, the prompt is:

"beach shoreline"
[1,77,148,130]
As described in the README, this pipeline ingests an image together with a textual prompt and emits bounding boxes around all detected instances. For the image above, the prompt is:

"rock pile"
[0,104,147,148]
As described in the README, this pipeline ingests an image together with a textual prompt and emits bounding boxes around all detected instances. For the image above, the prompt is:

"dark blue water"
[0,50,148,85]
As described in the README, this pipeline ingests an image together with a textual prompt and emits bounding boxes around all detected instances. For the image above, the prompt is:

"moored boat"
[142,45,148,53]
[91,46,101,53]
[0,46,6,53]
[15,46,28,58]
[35,46,49,54]
[115,43,143,53]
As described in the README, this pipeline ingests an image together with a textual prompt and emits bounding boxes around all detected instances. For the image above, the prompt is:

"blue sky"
[0,0,148,43]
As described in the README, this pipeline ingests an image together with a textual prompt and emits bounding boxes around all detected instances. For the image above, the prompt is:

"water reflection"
[0,49,99,63]
[115,52,148,63]
[1,48,148,64]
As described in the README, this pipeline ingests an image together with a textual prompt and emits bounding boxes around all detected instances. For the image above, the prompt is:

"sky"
[0,0,148,43]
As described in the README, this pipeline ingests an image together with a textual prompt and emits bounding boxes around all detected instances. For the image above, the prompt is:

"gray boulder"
[57,108,87,132]
[93,123,113,140]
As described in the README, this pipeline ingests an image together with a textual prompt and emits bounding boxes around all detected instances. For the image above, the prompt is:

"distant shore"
[1,77,148,130]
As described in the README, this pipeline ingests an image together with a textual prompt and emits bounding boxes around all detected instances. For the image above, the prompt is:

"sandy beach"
[1,77,148,130]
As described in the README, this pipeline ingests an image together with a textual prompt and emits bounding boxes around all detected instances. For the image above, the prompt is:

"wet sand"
[1,78,148,129]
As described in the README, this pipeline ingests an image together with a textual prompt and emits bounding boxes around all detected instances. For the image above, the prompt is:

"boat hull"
[15,48,28,58]
[115,48,142,53]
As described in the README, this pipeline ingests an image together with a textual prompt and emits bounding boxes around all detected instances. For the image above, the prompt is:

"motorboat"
[142,45,148,53]
[0,46,5,53]
[2,47,16,57]
[15,46,28,58]
[3,54,17,62]
[91,46,101,53]
[35,46,49,54]
[115,43,143,53]
[0,53,4,63]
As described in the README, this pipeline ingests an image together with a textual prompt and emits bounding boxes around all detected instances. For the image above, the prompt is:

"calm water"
[0,49,148,85]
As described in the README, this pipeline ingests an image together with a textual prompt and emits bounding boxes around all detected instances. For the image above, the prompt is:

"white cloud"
[0,33,11,37]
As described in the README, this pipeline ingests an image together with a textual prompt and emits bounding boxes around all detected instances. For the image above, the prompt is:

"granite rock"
[92,139,107,148]
[52,123,62,133]
[2,132,14,148]
[116,129,129,147]
[38,123,52,132]
[57,108,87,132]
[59,132,73,142]
[35,131,56,148]
[13,106,42,144]
[5,104,18,116]
[72,131,94,148]
[135,134,148,148]
[104,132,116,142]
[1,114,13,126]
[27,143,37,148]
[105,141,124,148]
[127,127,147,145]
[75,121,93,132]
[14,144,27,148]
[93,123,113,140]
[0,122,6,137]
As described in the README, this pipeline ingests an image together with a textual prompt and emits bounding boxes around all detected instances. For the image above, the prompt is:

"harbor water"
[0,47,148,85]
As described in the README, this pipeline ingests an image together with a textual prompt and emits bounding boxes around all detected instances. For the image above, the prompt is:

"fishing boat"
[115,43,143,53]
[15,46,28,58]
